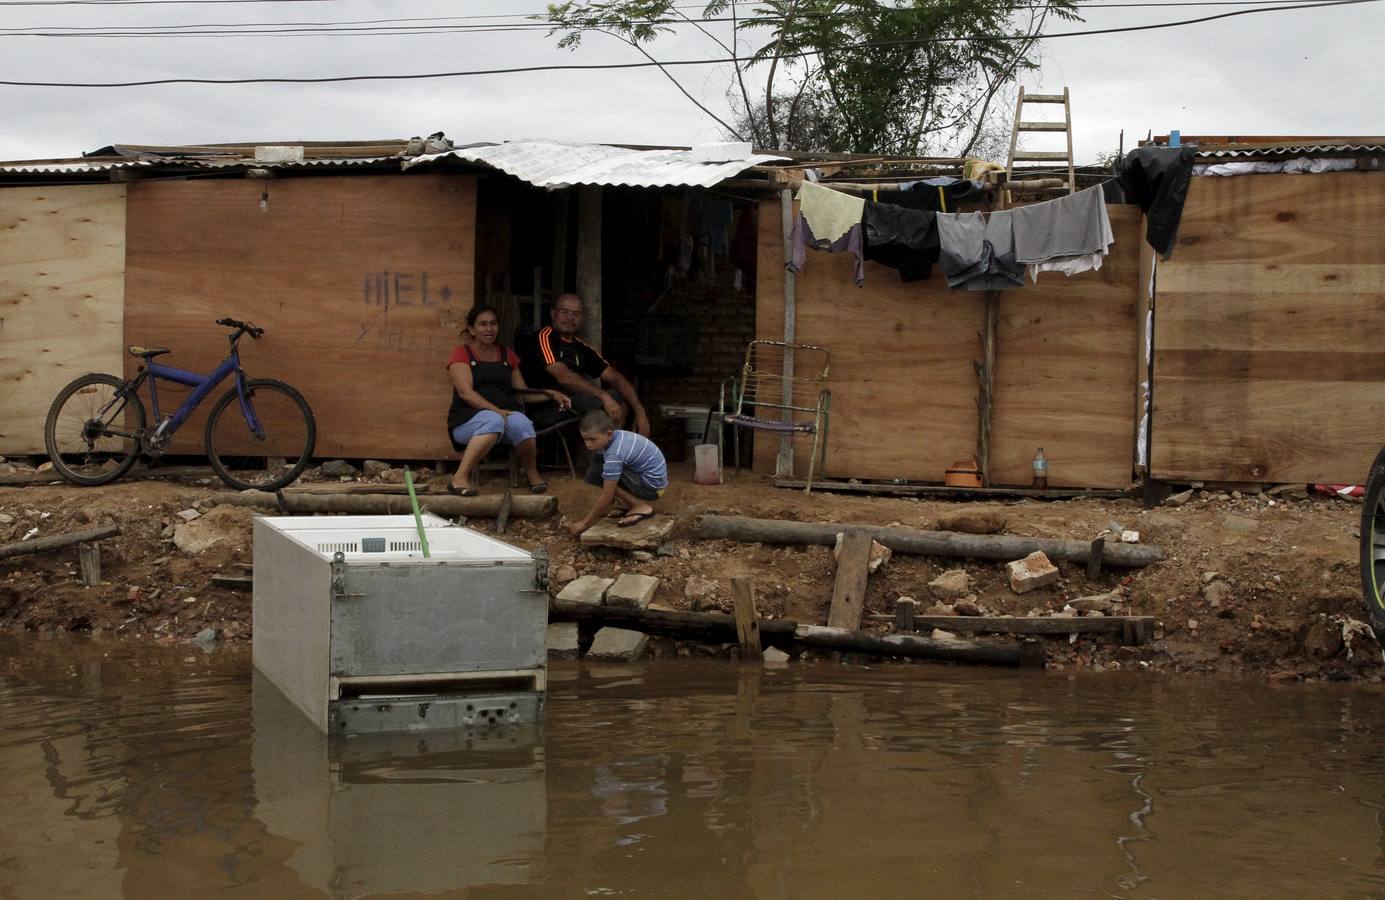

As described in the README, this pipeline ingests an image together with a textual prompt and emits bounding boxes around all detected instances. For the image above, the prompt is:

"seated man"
[519,292,652,436]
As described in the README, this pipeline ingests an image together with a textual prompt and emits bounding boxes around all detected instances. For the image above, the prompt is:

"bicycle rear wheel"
[44,373,146,486]
[205,378,316,491]
[1360,444,1385,641]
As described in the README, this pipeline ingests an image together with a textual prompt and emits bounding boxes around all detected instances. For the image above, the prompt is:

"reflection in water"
[4,634,1385,897]
[251,671,546,897]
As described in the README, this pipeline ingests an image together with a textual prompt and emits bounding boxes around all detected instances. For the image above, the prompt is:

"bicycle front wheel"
[205,378,316,491]
[44,373,146,486]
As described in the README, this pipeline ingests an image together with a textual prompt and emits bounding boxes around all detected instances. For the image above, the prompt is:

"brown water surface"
[2,634,1384,898]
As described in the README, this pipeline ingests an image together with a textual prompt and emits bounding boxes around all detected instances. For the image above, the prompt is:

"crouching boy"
[566,409,669,536]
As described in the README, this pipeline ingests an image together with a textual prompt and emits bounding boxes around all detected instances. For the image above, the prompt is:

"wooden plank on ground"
[730,576,762,660]
[0,185,126,455]
[123,175,476,461]
[827,530,873,630]
[1152,173,1385,483]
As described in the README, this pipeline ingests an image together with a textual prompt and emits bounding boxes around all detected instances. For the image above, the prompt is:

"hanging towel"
[797,181,865,245]
[863,202,939,282]
[936,210,1025,291]
[1012,185,1114,281]
[786,214,864,287]
[1012,185,1113,263]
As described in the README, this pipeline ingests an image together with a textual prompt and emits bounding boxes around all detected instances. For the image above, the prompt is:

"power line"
[0,0,1375,85]
[0,0,1366,38]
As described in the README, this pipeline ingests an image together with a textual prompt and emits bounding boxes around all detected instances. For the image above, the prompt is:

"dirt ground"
[0,458,1377,682]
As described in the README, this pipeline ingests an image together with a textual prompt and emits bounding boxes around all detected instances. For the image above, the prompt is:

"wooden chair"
[718,340,831,493]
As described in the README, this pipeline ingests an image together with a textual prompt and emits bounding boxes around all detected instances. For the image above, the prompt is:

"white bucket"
[692,443,721,485]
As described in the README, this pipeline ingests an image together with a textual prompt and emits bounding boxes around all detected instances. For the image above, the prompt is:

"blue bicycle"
[43,317,316,491]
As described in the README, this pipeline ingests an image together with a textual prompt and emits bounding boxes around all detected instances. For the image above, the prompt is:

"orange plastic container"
[944,458,982,488]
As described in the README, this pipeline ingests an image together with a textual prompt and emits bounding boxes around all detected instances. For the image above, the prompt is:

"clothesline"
[786,178,1116,291]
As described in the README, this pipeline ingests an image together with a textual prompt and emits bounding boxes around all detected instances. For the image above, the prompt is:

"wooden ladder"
[1004,86,1076,202]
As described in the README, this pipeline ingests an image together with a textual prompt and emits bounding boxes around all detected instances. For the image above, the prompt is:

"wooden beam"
[551,189,569,302]
[548,600,1039,666]
[773,478,1131,500]
[1086,536,1106,581]
[795,625,1043,668]
[78,542,101,586]
[576,185,602,351]
[211,490,556,518]
[894,597,917,632]
[777,188,797,477]
[0,524,120,561]
[212,574,254,592]
[905,615,1154,644]
[695,515,1164,567]
[828,531,873,630]
[495,490,512,535]
[976,291,999,486]
[730,577,763,660]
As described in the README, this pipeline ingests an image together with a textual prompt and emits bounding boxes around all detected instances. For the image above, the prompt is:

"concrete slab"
[556,575,614,605]
[547,623,580,659]
[587,627,649,661]
[580,515,676,551]
[607,573,659,610]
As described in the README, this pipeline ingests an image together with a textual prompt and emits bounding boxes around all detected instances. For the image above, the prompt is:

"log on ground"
[696,515,1162,567]
[212,490,557,518]
[0,524,121,560]
[548,600,1041,667]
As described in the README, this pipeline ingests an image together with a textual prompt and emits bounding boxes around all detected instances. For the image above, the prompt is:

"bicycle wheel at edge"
[204,378,316,492]
[1360,443,1385,641]
[43,372,146,486]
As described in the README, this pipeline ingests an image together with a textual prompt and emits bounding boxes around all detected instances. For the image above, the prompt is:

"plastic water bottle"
[1032,447,1048,490]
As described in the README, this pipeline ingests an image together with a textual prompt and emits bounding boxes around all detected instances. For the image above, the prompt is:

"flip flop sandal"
[528,481,549,494]
[617,511,656,528]
[606,507,630,519]
[446,482,478,497]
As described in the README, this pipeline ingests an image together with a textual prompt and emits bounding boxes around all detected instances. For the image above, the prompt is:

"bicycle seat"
[127,345,171,359]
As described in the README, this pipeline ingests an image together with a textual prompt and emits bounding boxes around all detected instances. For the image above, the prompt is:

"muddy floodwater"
[3,635,1385,898]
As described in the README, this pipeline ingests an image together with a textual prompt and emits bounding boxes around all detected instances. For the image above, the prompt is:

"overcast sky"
[0,0,1380,164]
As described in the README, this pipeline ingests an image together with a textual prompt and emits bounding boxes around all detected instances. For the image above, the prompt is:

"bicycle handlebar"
[215,317,264,339]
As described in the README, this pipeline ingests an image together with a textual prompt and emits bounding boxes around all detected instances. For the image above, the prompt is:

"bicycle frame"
[131,341,262,443]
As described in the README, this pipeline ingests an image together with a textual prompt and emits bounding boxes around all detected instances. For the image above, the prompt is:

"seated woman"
[446,305,570,496]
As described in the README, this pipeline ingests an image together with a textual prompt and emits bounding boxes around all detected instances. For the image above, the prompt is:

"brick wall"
[600,191,759,416]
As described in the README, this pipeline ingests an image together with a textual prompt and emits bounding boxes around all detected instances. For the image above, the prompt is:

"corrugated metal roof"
[402,139,787,188]
[180,156,397,169]
[0,158,155,174]
[1189,141,1385,158]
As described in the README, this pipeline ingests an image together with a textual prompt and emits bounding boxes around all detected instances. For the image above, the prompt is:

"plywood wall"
[756,198,1139,488]
[124,175,475,459]
[1151,172,1385,484]
[0,185,126,455]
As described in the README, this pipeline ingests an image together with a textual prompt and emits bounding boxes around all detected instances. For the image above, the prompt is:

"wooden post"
[576,185,602,351]
[828,530,873,630]
[730,576,763,660]
[894,597,917,633]
[495,491,512,535]
[78,542,101,586]
[777,188,797,478]
[1087,536,1106,581]
[976,290,999,486]
[551,189,569,303]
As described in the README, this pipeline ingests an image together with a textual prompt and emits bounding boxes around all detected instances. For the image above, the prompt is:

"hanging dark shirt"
[863,202,939,282]
[1114,146,1196,259]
